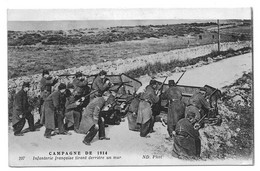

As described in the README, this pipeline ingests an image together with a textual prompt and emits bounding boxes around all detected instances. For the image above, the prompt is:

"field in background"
[8,21,251,78]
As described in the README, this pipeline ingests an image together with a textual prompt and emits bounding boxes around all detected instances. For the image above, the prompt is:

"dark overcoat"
[72,78,89,96]
[41,90,63,130]
[161,86,185,132]
[172,118,201,158]
[90,76,110,98]
[65,95,80,127]
[40,77,57,100]
[137,85,159,124]
[12,89,30,125]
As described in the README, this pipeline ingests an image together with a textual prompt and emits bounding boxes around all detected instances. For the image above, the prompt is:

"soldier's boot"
[83,125,98,145]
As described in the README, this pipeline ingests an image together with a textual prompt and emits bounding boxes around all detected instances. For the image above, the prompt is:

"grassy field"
[8,22,251,78]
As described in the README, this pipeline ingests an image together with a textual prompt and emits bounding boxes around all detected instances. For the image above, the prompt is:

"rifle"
[57,73,97,78]
[176,71,186,85]
[194,113,208,130]
[156,76,168,96]
[113,81,133,87]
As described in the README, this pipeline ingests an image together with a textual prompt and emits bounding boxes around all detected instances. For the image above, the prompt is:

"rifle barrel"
[176,71,186,85]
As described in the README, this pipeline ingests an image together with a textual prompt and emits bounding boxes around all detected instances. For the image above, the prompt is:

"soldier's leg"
[149,116,155,133]
[13,119,26,136]
[56,113,65,133]
[73,111,81,131]
[98,117,110,140]
[140,119,151,137]
[25,112,35,131]
[83,125,98,145]
[44,128,53,138]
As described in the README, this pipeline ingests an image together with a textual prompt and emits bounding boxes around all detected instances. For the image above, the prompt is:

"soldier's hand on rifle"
[76,101,81,106]
[194,123,201,130]
[105,80,110,85]
[81,97,85,101]
[19,114,23,119]
[209,108,215,111]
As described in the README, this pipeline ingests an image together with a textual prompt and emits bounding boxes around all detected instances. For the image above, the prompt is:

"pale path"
[9,53,252,166]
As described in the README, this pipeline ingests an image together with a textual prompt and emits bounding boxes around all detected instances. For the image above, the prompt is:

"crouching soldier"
[161,80,185,140]
[79,91,111,145]
[64,83,82,133]
[186,87,212,122]
[172,112,201,159]
[137,80,160,138]
[41,83,69,138]
[12,82,37,136]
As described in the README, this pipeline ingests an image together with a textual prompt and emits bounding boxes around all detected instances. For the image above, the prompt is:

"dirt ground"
[9,52,253,166]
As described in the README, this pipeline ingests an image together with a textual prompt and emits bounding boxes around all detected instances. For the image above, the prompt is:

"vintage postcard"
[8,8,253,166]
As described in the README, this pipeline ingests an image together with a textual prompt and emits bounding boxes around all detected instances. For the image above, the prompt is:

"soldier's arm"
[199,96,210,109]
[65,98,78,110]
[96,79,109,91]
[160,89,169,100]
[74,79,88,87]
[150,92,160,104]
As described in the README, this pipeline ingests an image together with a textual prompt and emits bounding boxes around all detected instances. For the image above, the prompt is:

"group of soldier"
[12,68,214,159]
[127,79,214,159]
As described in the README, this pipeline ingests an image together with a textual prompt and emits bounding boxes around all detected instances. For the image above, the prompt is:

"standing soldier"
[12,82,36,136]
[90,70,112,100]
[41,83,69,139]
[72,72,89,99]
[79,91,111,145]
[38,70,58,124]
[161,80,185,140]
[186,87,212,122]
[137,80,160,138]
[126,95,141,132]
[172,112,201,159]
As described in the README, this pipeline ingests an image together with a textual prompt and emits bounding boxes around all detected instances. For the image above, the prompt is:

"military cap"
[22,82,30,88]
[58,83,66,90]
[99,70,107,76]
[42,69,50,76]
[66,83,74,89]
[149,79,157,85]
[75,72,83,78]
[168,80,176,86]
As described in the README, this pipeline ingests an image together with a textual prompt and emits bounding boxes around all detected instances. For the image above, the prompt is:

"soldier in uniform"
[72,72,89,100]
[38,70,58,124]
[186,87,212,122]
[90,70,111,100]
[12,82,37,136]
[64,83,82,133]
[41,83,69,138]
[137,80,160,138]
[79,91,111,145]
[172,112,201,159]
[161,80,185,139]
[126,95,141,131]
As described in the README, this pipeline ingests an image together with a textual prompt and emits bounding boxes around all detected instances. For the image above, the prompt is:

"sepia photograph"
[7,8,253,166]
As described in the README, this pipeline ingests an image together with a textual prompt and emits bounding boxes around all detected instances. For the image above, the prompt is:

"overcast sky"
[7,8,251,21]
